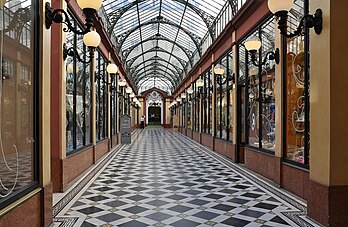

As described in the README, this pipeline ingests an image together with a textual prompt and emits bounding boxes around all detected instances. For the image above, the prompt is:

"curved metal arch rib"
[133,67,180,86]
[134,68,179,85]
[127,46,188,70]
[107,0,216,40]
[116,16,202,57]
[122,34,194,66]
[130,57,183,77]
[136,72,177,87]
[138,75,174,89]
[132,62,181,81]
[133,65,180,84]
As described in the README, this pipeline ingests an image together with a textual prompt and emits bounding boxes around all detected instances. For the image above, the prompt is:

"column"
[308,1,348,226]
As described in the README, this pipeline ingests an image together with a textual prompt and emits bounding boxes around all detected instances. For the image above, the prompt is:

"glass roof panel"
[102,0,230,93]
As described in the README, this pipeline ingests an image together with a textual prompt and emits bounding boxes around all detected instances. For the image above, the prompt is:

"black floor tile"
[222,217,251,227]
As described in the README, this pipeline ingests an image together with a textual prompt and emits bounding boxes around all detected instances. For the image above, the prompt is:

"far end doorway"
[148,107,161,125]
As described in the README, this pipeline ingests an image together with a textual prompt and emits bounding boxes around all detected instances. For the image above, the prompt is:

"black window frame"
[96,51,108,142]
[65,8,93,154]
[214,51,234,141]
[237,15,276,155]
[282,0,310,169]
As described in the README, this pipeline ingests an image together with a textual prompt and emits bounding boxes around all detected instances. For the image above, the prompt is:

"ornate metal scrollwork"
[2,7,31,41]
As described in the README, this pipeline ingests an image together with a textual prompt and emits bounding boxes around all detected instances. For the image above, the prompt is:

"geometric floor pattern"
[53,128,319,227]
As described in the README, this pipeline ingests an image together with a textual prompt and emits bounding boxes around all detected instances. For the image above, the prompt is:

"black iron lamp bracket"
[275,9,322,38]
[63,43,93,63]
[250,48,280,67]
[45,2,95,34]
[216,73,235,86]
[95,73,116,85]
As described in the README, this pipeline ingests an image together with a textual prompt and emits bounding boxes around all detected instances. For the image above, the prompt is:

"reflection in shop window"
[215,52,234,141]
[244,17,276,152]
[96,51,107,141]
[65,11,92,154]
[0,0,38,209]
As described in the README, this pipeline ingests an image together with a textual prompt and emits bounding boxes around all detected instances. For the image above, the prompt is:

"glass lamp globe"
[245,36,262,52]
[187,87,194,94]
[176,97,182,102]
[83,31,101,48]
[77,0,102,10]
[196,78,204,88]
[107,63,118,74]
[67,63,79,74]
[173,101,177,105]
[214,64,225,75]
[181,93,187,99]
[130,92,135,98]
[126,87,132,94]
[268,0,293,14]
[249,66,258,76]
[119,78,127,87]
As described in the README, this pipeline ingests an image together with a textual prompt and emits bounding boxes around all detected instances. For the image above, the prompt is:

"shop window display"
[215,52,234,141]
[244,17,277,152]
[187,101,191,129]
[284,0,309,165]
[202,70,212,134]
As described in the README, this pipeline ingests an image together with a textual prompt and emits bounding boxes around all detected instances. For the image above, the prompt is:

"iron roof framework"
[102,0,233,94]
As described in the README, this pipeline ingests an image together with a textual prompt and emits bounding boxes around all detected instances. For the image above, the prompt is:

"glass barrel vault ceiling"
[102,0,231,94]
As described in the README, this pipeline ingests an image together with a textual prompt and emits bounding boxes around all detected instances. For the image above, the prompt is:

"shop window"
[65,12,92,154]
[111,78,117,135]
[187,101,191,129]
[202,69,212,134]
[215,51,235,142]
[96,51,108,141]
[0,0,39,210]
[241,16,277,153]
[284,0,309,166]
[194,82,200,131]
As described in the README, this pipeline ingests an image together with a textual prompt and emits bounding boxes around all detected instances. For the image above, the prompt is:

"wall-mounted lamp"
[181,93,187,99]
[63,30,101,65]
[245,36,280,66]
[187,87,194,95]
[116,78,127,96]
[214,64,235,86]
[45,0,102,34]
[196,78,204,88]
[268,0,322,38]
[67,63,78,74]
[126,87,133,94]
[119,78,127,87]
[105,63,118,87]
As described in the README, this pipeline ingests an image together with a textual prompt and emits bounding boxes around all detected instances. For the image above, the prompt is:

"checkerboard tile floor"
[53,128,318,227]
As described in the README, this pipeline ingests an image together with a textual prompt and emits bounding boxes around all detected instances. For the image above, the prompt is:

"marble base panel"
[95,139,109,162]
[308,180,348,227]
[192,130,200,143]
[244,148,281,185]
[201,133,214,150]
[0,191,42,226]
[62,146,94,191]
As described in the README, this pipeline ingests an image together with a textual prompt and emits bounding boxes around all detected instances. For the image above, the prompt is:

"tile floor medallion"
[52,128,319,227]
